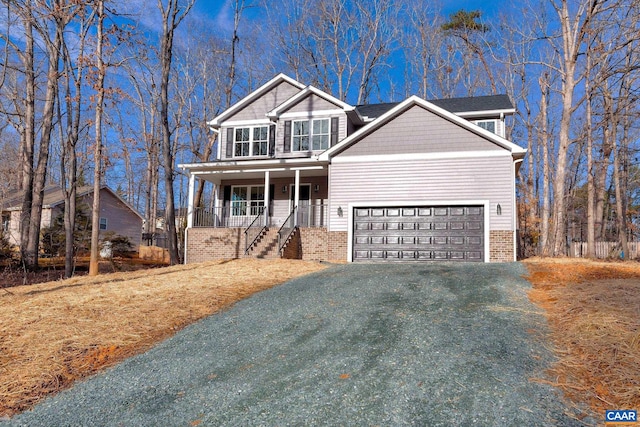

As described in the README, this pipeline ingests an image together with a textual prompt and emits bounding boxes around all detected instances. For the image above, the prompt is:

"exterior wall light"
[497,204,502,215]
[282,185,287,193]
[314,184,320,192]
[337,206,343,217]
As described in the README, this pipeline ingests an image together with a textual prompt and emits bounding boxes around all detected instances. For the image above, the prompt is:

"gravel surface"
[4,262,590,426]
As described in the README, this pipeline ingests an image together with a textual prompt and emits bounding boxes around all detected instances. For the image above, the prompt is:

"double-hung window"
[2,213,9,232]
[234,126,269,157]
[474,120,497,134]
[231,186,265,216]
[292,118,329,151]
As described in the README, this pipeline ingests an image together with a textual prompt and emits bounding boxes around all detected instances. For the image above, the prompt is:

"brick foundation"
[490,230,514,262]
[186,228,244,263]
[186,227,348,263]
[187,227,510,263]
[298,228,348,262]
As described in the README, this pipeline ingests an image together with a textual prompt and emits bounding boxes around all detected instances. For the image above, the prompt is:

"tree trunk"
[89,0,105,276]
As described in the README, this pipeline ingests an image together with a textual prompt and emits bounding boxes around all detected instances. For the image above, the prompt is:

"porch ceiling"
[186,162,329,183]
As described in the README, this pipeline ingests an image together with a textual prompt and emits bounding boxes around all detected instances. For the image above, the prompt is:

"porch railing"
[192,204,327,229]
[244,206,267,255]
[193,206,269,228]
[294,204,328,228]
[278,207,297,254]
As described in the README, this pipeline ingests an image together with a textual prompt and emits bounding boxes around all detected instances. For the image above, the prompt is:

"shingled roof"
[356,94,514,120]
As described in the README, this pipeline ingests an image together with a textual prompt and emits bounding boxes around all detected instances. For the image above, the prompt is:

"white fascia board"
[207,73,305,127]
[321,96,526,161]
[278,109,348,119]
[455,108,516,118]
[330,150,511,164]
[178,157,328,171]
[222,118,273,127]
[346,199,491,263]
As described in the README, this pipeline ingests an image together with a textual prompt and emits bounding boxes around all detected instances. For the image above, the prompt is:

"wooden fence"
[569,242,639,259]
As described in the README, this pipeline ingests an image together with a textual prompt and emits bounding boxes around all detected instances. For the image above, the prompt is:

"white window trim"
[99,217,108,230]
[292,118,330,152]
[233,125,269,158]
[230,185,266,217]
[473,119,502,137]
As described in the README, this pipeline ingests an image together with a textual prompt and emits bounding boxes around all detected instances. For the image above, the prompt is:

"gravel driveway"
[5,262,588,426]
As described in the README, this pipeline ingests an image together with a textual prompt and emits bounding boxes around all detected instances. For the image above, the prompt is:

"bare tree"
[89,0,106,276]
[157,0,194,265]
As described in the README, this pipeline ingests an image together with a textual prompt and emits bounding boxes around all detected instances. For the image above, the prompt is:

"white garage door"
[352,205,484,262]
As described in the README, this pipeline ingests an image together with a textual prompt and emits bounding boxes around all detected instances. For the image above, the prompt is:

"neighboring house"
[179,73,526,263]
[1,185,143,251]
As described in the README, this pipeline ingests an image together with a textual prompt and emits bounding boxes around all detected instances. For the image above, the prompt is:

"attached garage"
[352,205,486,262]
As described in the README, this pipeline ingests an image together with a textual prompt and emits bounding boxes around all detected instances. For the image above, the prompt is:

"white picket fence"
[569,241,639,259]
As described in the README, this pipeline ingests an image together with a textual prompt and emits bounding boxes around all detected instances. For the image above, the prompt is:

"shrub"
[100,232,133,258]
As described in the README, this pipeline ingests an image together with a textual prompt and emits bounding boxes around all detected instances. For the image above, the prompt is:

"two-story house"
[180,73,526,263]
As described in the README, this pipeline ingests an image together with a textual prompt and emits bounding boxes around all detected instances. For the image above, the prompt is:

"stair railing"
[244,206,267,255]
[277,206,297,255]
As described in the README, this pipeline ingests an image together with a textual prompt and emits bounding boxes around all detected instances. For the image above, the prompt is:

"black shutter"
[226,128,234,158]
[223,186,231,207]
[268,124,276,157]
[269,184,275,202]
[330,117,339,147]
[284,120,291,152]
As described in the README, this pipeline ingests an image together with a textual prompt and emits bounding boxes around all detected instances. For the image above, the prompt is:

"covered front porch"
[181,159,330,259]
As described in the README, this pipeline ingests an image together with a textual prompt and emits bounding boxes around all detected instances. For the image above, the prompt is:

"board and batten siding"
[339,105,503,157]
[225,81,302,122]
[328,155,514,232]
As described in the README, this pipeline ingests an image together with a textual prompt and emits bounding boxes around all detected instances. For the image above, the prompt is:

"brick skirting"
[186,227,348,263]
[490,230,514,262]
[185,228,244,263]
[187,227,512,263]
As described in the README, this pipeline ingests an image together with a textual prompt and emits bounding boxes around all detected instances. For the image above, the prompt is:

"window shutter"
[284,120,291,152]
[223,186,231,207]
[330,117,339,147]
[268,124,276,157]
[226,128,234,158]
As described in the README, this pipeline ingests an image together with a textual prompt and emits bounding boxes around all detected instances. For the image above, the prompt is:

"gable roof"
[267,85,354,118]
[320,95,526,161]
[1,185,143,219]
[207,73,306,128]
[429,94,515,117]
[357,95,514,121]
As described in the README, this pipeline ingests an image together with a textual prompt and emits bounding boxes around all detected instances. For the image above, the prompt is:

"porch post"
[187,172,195,229]
[294,169,300,227]
[211,181,218,227]
[263,170,270,227]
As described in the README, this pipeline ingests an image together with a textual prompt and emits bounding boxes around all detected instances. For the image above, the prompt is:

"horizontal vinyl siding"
[94,191,143,249]
[220,177,328,226]
[275,113,347,158]
[227,82,301,122]
[284,94,341,113]
[339,105,503,156]
[328,156,514,231]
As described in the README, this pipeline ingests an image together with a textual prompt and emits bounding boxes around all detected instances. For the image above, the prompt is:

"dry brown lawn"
[0,258,327,417]
[524,258,640,416]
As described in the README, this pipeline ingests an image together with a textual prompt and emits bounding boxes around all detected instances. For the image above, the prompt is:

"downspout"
[513,158,524,261]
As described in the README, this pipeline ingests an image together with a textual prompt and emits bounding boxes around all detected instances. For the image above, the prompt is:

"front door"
[290,184,311,227]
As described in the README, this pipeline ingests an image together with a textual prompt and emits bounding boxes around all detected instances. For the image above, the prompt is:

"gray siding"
[92,190,143,249]
[284,93,342,113]
[274,113,347,158]
[226,81,301,122]
[220,177,328,227]
[328,155,514,232]
[339,105,504,156]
